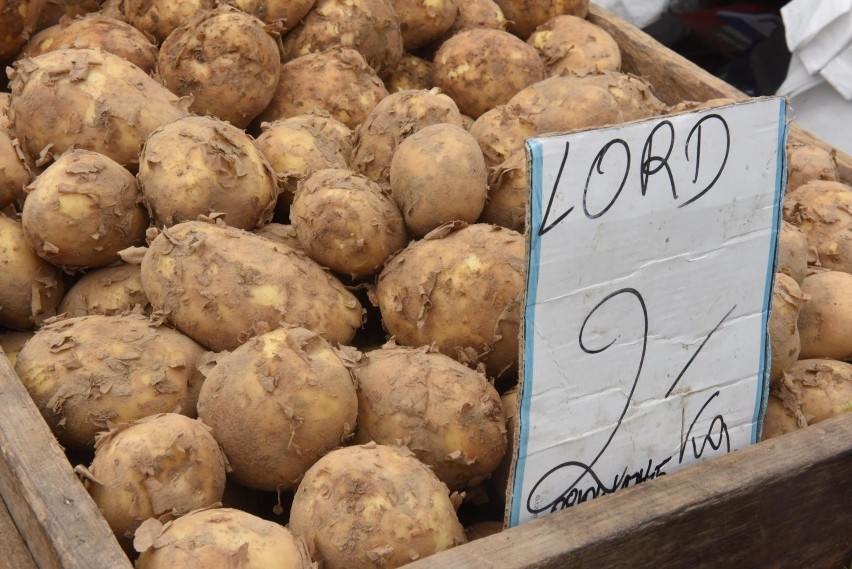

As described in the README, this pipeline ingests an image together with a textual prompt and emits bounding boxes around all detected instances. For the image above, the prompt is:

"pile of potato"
[0,0,849,566]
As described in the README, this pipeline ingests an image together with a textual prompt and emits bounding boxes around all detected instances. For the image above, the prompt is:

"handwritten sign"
[508,98,787,527]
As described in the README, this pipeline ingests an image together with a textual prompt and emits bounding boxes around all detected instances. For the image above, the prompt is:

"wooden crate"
[1,5,851,569]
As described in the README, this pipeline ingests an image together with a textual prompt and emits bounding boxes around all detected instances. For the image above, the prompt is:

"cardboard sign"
[509,98,788,527]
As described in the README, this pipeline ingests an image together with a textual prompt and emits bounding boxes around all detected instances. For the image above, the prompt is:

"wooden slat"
[410,413,852,569]
[0,350,132,569]
[0,495,37,569]
[588,4,852,184]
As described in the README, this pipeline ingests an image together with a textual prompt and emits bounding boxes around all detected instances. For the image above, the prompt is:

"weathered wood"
[0,495,37,569]
[0,350,132,569]
[410,413,852,569]
[588,4,852,184]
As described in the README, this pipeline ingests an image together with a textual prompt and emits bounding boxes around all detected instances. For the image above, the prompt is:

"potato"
[36,0,100,30]
[139,116,277,231]
[466,521,503,541]
[797,271,852,361]
[0,92,11,136]
[258,49,388,130]
[354,345,506,490]
[469,104,538,168]
[782,359,852,425]
[290,443,466,569]
[0,0,45,63]
[122,0,216,43]
[447,0,506,34]
[86,413,227,541]
[22,14,158,73]
[135,508,313,569]
[141,220,363,351]
[22,149,148,270]
[0,330,33,366]
[768,273,806,385]
[491,386,518,497]
[760,389,802,441]
[158,7,280,128]
[279,112,355,162]
[513,81,623,136]
[58,263,150,317]
[778,221,809,285]
[391,0,458,50]
[284,0,402,74]
[783,180,852,274]
[352,88,465,185]
[390,124,487,237]
[481,149,527,231]
[254,223,301,249]
[255,119,348,212]
[377,223,524,378]
[493,0,588,39]
[0,214,64,329]
[383,54,433,93]
[528,15,621,76]
[0,131,30,209]
[9,48,189,169]
[291,169,406,279]
[786,143,838,192]
[432,28,544,118]
[14,314,206,448]
[226,0,315,31]
[197,326,357,491]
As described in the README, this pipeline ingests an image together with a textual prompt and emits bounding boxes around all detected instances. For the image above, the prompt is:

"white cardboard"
[508,98,787,527]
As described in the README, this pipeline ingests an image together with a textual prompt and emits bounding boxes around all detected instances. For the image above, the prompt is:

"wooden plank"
[0,495,37,569]
[588,4,852,184]
[0,349,133,569]
[409,413,852,569]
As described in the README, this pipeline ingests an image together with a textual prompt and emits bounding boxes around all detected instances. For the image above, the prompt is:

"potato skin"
[481,149,527,231]
[87,413,227,540]
[797,271,852,361]
[36,0,100,30]
[23,14,158,73]
[22,149,148,269]
[432,28,544,119]
[0,330,34,367]
[783,180,852,274]
[781,359,852,425]
[14,314,206,448]
[291,168,406,278]
[448,0,506,34]
[786,143,838,192]
[390,123,487,237]
[0,214,64,329]
[494,0,588,38]
[58,263,151,317]
[469,104,538,168]
[391,0,458,50]
[122,0,216,43]
[279,112,354,162]
[227,0,315,31]
[139,116,277,231]
[354,346,507,490]
[135,508,313,569]
[768,273,806,385]
[383,54,433,93]
[141,220,363,351]
[290,443,466,569]
[377,223,525,379]
[9,48,188,169]
[0,0,45,63]
[778,221,809,285]
[0,130,30,208]
[254,222,301,249]
[528,15,621,76]
[258,49,388,130]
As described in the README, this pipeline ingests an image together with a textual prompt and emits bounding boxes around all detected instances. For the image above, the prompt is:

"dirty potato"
[58,263,151,317]
[383,54,433,93]
[797,271,852,361]
[528,15,621,76]
[493,0,588,38]
[227,0,315,31]
[0,130,30,209]
[786,143,838,192]
[769,273,806,384]
[469,104,538,168]
[783,180,852,274]
[254,223,301,249]
[480,149,527,231]
[391,0,458,50]
[122,0,216,43]
[778,221,809,285]
[0,329,34,366]
[0,0,45,63]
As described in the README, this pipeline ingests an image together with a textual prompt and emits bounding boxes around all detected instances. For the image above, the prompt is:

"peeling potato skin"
[0,92,12,136]
[122,0,216,44]
[0,329,34,367]
[197,327,358,491]
[22,14,158,73]
[797,271,852,361]
[760,391,801,441]
[377,223,524,379]
[768,273,806,385]
[782,180,852,274]
[227,0,316,31]
[354,346,507,490]
[481,149,527,232]
[135,508,313,569]
[9,48,189,170]
[141,220,364,352]
[290,443,467,569]
[257,48,389,130]
[22,149,148,270]
[58,263,151,318]
[254,222,301,250]
[391,0,458,51]
[389,123,487,237]
[469,104,537,169]
[528,15,621,76]
[493,0,588,39]
[491,386,517,499]
[87,413,227,541]
[786,143,838,192]
[352,88,464,186]
[158,7,281,129]
[447,0,506,35]
[780,359,852,425]
[0,214,64,329]
[0,0,46,63]
[778,221,808,285]
[383,54,433,93]
[139,116,277,231]
[432,28,544,119]
[284,0,402,75]
[14,314,206,448]
[291,168,406,279]
[279,112,355,162]
[0,130,31,208]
